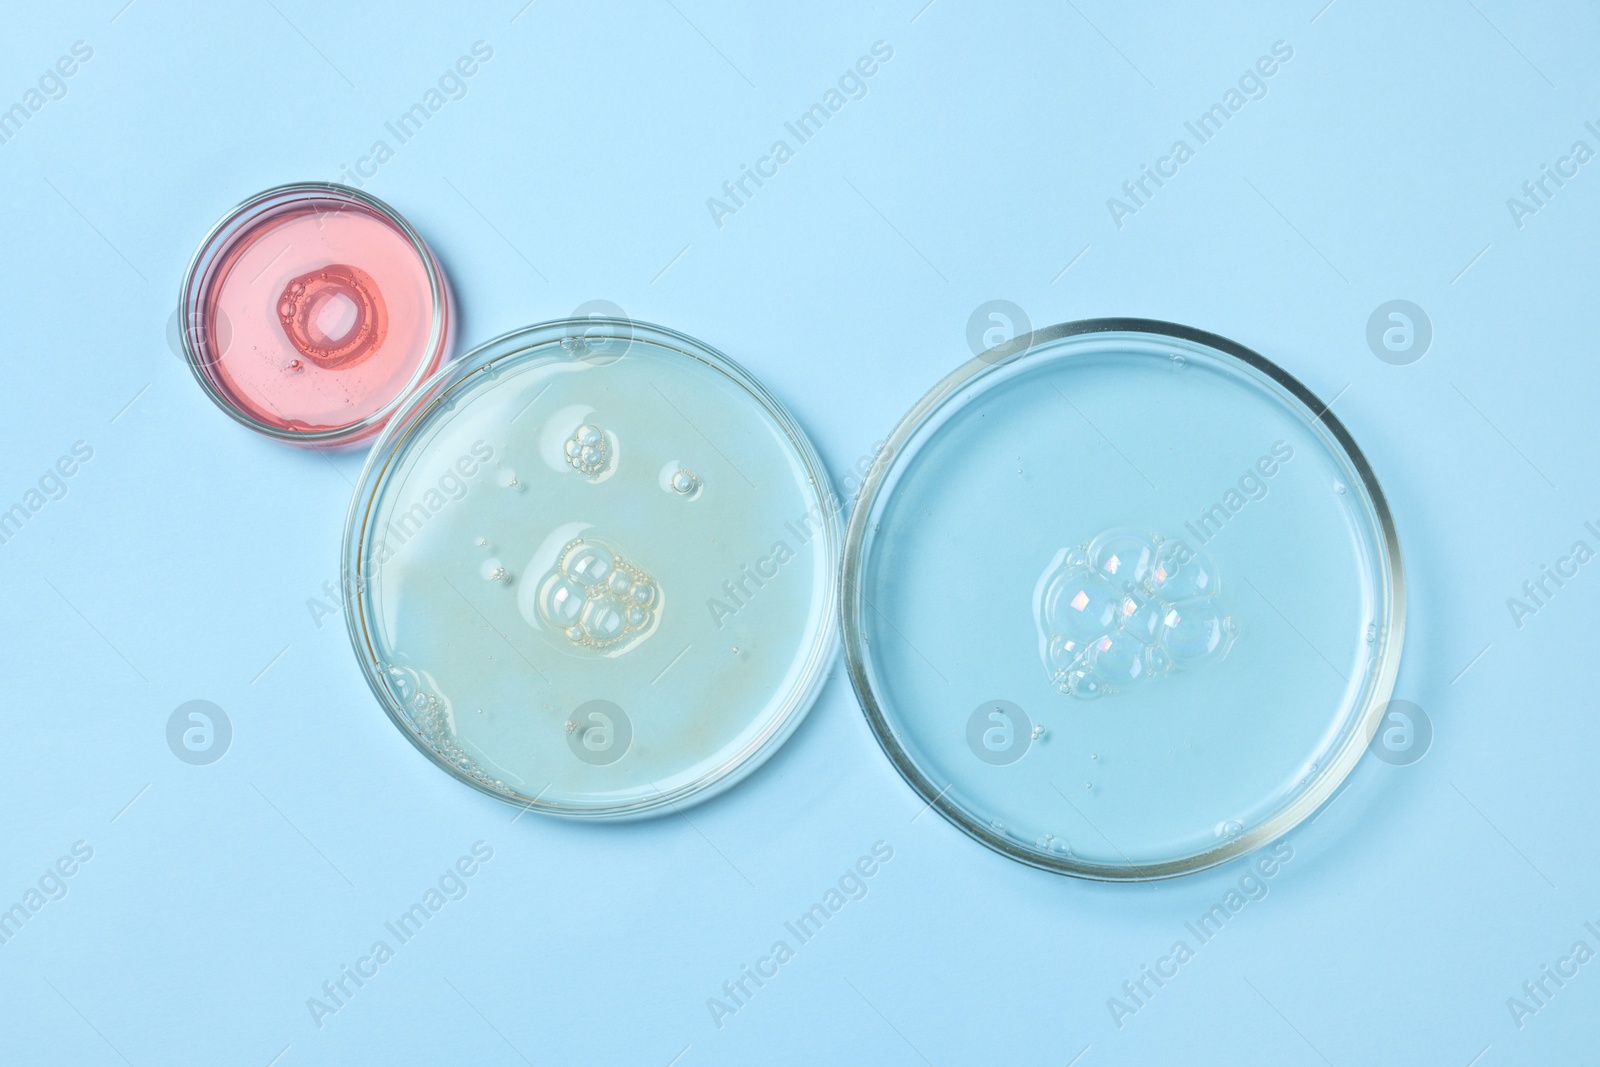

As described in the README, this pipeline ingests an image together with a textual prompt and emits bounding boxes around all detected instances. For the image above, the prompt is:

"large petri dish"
[179,183,453,446]
[843,319,1404,879]
[344,320,839,817]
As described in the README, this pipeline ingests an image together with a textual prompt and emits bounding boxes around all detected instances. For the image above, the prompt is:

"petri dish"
[843,319,1404,880]
[343,319,839,817]
[178,183,453,446]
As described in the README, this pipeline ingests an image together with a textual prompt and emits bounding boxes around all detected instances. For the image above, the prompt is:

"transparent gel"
[843,321,1404,879]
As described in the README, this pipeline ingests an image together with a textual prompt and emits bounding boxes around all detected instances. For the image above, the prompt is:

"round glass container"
[842,319,1404,879]
[344,320,840,817]
[178,183,453,446]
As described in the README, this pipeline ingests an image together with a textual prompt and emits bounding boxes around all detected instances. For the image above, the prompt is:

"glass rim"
[177,181,453,446]
[342,317,843,818]
[839,317,1407,880]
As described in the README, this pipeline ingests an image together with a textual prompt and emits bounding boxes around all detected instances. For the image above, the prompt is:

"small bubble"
[1334,481,1347,495]
[1031,724,1045,740]
[1365,623,1377,642]
[1215,819,1244,839]
[1171,353,1187,368]
[1084,781,1092,789]
[1090,753,1098,760]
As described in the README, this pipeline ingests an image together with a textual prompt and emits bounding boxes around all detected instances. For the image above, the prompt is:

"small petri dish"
[178,183,453,446]
[843,319,1404,880]
[343,320,839,817]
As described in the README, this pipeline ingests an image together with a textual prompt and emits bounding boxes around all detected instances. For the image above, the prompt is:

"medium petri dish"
[843,319,1404,880]
[178,183,453,446]
[343,320,839,817]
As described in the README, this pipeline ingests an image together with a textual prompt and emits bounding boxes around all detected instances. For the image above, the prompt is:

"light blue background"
[1,1,1596,1064]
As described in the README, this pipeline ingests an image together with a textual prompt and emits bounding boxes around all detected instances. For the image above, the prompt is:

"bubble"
[564,423,611,476]
[542,577,586,626]
[1044,570,1121,643]
[566,544,615,586]
[1334,481,1347,495]
[1215,819,1244,839]
[1047,633,1088,675]
[1170,353,1187,369]
[1088,527,1156,585]
[533,538,661,653]
[1090,630,1149,691]
[1161,602,1230,669]
[1036,526,1238,702]
[582,596,627,642]
[671,469,699,494]
[1150,541,1219,599]
[1365,623,1377,643]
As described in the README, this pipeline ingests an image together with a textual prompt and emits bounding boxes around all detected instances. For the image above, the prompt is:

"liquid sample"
[844,323,1402,879]
[182,185,450,443]
[345,323,839,817]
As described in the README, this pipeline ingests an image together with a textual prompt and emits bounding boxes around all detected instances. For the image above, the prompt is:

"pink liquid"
[198,197,447,441]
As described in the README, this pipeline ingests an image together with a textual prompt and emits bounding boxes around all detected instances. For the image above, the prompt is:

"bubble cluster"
[385,664,511,795]
[536,537,659,652]
[276,264,387,370]
[564,423,611,476]
[1035,526,1237,700]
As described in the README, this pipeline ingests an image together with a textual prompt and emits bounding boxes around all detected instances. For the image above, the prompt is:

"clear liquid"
[851,331,1396,873]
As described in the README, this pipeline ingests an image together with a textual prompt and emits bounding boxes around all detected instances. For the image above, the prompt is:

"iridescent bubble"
[1044,570,1121,642]
[1047,633,1087,674]
[1088,527,1156,585]
[1150,541,1219,599]
[1160,601,1230,668]
[1090,630,1149,690]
